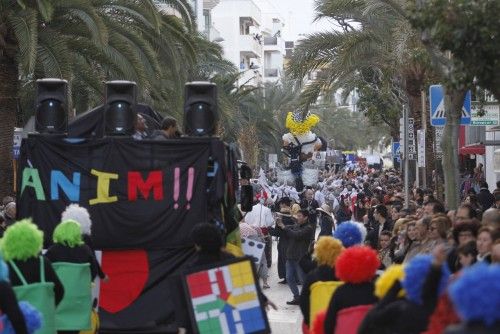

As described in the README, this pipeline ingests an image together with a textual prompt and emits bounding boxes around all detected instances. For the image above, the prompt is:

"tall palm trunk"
[441,87,467,210]
[0,54,19,198]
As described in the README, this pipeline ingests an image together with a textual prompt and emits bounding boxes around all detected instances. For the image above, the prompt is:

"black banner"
[17,136,213,250]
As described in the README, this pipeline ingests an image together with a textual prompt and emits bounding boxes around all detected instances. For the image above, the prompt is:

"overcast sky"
[271,0,334,41]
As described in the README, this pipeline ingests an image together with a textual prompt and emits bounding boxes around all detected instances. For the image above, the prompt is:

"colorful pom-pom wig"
[313,236,344,267]
[53,220,84,247]
[336,246,380,283]
[334,222,363,248]
[402,254,450,305]
[375,264,406,299]
[0,219,43,261]
[61,203,92,235]
[449,263,500,326]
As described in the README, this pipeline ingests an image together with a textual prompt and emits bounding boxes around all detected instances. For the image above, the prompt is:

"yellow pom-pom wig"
[375,264,406,299]
[313,236,344,267]
[285,112,320,135]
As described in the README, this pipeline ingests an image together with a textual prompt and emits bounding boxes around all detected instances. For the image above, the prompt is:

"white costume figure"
[282,111,322,191]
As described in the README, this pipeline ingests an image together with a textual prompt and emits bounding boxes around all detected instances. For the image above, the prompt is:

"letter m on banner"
[429,84,471,126]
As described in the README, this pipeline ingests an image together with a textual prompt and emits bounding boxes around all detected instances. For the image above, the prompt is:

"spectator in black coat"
[276,210,314,305]
[299,236,343,328]
[316,204,334,237]
[366,204,393,249]
[476,182,495,210]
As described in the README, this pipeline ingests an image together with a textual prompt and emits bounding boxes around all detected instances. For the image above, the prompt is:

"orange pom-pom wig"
[335,246,380,284]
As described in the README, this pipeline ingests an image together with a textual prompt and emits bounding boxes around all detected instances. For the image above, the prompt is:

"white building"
[211,0,286,86]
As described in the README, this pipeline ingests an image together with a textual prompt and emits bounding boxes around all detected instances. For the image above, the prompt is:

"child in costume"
[1,219,64,334]
[299,236,344,333]
[282,111,322,191]
[46,220,98,333]
[322,246,380,334]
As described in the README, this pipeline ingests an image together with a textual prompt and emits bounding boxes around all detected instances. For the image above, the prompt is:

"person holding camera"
[300,189,319,229]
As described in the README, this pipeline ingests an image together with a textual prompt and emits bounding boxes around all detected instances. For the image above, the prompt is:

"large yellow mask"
[285,111,320,136]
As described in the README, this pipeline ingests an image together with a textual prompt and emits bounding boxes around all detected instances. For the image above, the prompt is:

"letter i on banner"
[186,168,194,209]
[173,167,180,209]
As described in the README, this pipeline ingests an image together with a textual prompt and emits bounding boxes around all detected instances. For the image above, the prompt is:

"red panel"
[187,271,212,298]
[99,250,149,313]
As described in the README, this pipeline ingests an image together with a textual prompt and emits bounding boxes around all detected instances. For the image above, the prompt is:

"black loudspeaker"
[104,81,137,136]
[184,82,218,136]
[35,79,68,134]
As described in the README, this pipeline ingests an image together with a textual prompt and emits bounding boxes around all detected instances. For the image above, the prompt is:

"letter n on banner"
[51,171,81,201]
[128,171,164,201]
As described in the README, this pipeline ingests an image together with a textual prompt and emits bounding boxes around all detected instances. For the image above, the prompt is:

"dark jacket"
[83,234,106,279]
[324,281,377,334]
[299,265,337,326]
[476,188,495,210]
[335,206,352,224]
[318,213,334,238]
[45,243,100,281]
[7,256,65,306]
[300,199,319,226]
[282,222,314,261]
[445,322,500,334]
[0,281,28,334]
[366,219,393,249]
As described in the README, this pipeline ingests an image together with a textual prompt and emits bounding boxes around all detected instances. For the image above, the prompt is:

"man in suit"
[366,204,393,249]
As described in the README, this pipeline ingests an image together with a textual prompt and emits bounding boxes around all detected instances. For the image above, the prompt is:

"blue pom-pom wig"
[402,254,450,305]
[333,221,362,247]
[449,263,500,326]
[0,256,9,282]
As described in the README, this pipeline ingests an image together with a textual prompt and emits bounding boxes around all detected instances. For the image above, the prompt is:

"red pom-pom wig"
[335,246,380,283]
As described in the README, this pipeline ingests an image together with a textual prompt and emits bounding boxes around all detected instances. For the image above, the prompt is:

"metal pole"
[421,89,427,189]
[404,105,410,208]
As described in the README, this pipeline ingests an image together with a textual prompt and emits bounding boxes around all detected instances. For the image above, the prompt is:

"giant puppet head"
[282,110,321,155]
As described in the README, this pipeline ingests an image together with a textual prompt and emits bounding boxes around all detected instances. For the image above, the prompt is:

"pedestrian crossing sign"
[429,85,471,126]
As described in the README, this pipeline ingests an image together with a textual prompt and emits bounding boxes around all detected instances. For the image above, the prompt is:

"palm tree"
[0,0,204,197]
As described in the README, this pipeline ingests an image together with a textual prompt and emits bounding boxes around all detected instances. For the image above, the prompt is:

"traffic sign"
[429,85,471,126]
[12,127,23,159]
[392,141,401,163]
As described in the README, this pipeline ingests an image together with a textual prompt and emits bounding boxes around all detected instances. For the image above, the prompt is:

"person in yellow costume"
[282,111,322,191]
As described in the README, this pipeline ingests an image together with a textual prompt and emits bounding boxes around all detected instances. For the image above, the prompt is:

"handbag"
[10,257,56,334]
[52,262,92,330]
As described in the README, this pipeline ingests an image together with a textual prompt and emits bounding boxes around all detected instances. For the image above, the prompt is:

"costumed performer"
[282,110,322,191]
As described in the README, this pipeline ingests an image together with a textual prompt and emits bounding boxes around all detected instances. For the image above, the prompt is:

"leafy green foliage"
[410,0,500,99]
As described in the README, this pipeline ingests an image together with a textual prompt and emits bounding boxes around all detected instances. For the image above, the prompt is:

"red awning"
[459,144,485,155]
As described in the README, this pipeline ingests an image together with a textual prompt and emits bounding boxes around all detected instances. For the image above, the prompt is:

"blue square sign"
[429,85,471,126]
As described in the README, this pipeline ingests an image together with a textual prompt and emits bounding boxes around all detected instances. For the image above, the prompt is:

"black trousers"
[277,239,287,279]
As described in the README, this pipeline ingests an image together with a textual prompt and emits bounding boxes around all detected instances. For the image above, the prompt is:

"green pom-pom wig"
[53,220,83,247]
[0,219,44,261]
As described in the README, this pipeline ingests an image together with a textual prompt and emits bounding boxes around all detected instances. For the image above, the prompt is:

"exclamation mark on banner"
[173,167,180,209]
[186,168,194,209]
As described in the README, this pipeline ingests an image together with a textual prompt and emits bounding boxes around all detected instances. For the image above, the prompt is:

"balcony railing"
[264,68,279,77]
[264,37,278,45]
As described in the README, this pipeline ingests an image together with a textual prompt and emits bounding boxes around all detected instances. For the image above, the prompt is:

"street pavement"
[264,238,303,334]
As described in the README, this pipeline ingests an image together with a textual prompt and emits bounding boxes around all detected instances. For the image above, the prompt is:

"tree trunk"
[0,53,19,199]
[441,87,466,210]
